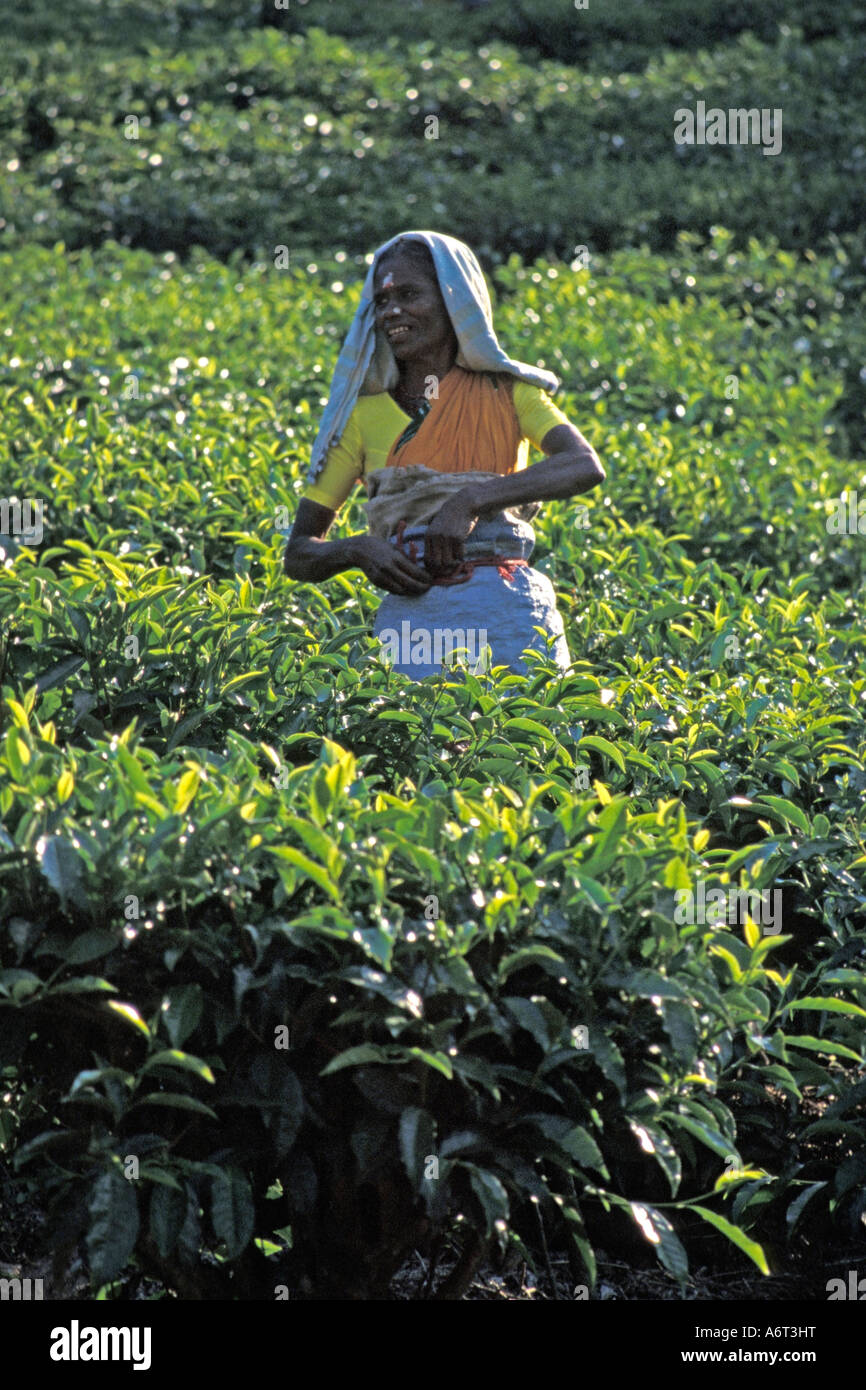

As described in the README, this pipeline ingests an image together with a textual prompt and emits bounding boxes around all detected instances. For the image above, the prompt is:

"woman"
[284,230,604,679]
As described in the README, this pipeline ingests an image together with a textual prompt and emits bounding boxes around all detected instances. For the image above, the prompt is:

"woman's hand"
[354,534,432,596]
[423,495,478,576]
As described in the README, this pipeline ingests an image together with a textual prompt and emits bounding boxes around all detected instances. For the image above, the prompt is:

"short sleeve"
[300,408,364,513]
[512,381,573,449]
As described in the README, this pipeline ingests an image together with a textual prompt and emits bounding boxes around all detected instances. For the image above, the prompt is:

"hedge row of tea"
[3,2,866,263]
[1,230,864,1297]
[8,0,865,60]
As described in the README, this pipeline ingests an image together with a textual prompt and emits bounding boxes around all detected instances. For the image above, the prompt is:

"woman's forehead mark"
[381,271,396,289]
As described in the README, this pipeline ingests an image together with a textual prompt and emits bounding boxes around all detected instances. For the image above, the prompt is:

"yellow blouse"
[301,378,572,513]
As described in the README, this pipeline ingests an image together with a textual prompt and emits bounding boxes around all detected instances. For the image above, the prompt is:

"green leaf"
[502,996,550,1049]
[498,945,565,981]
[589,1031,627,1101]
[35,654,85,692]
[691,1206,770,1275]
[578,735,626,773]
[628,1119,682,1196]
[174,767,200,815]
[559,1125,607,1173]
[320,1044,392,1075]
[13,1128,86,1169]
[526,1114,607,1174]
[560,1203,596,1286]
[581,799,629,875]
[466,1165,510,1236]
[0,969,41,1002]
[663,856,693,891]
[785,1181,827,1233]
[87,1168,140,1285]
[755,1063,802,1100]
[269,845,341,902]
[673,1114,733,1159]
[714,1167,767,1190]
[166,705,222,752]
[754,796,810,835]
[5,730,24,779]
[834,1153,866,1198]
[407,1047,453,1079]
[130,1092,218,1119]
[105,1000,150,1037]
[399,1107,437,1189]
[138,1166,184,1191]
[37,835,88,913]
[221,670,267,694]
[48,976,116,996]
[248,1055,304,1158]
[150,1183,188,1259]
[63,931,118,965]
[141,1050,215,1083]
[773,758,801,788]
[630,1203,689,1286]
[660,999,698,1061]
[211,1168,255,1259]
[784,1035,863,1062]
[161,984,204,1048]
[504,717,555,745]
[439,1130,484,1159]
[70,1066,131,1097]
[784,997,866,1019]
[115,744,155,795]
[176,1181,202,1268]
[564,702,627,728]
[605,968,686,1001]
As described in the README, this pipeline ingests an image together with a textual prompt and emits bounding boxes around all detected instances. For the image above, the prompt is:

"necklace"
[394,382,430,415]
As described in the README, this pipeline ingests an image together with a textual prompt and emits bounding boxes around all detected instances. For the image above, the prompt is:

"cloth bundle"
[363,464,541,545]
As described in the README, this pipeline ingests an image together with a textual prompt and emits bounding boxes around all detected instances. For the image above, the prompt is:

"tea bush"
[4,8,866,263]
[267,0,866,63]
[1,229,864,1296]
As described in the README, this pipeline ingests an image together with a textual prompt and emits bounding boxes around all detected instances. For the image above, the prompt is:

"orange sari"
[385,366,521,477]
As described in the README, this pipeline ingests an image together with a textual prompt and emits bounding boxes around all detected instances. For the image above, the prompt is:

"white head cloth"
[305,229,560,486]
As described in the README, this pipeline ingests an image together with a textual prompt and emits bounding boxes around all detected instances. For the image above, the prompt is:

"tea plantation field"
[1,0,865,1303]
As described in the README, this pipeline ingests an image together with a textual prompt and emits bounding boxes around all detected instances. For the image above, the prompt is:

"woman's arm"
[423,423,604,574]
[464,424,604,514]
[283,498,431,595]
[283,498,362,581]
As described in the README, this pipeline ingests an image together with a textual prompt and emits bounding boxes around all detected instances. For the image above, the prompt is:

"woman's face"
[372,251,457,365]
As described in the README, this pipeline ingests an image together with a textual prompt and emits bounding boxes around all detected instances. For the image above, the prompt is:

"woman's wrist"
[285,533,366,581]
[456,476,516,517]
[345,534,366,568]
[452,482,486,515]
